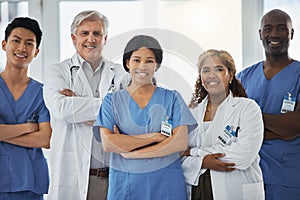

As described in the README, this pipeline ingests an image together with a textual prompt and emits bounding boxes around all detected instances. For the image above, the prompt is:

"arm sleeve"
[182,156,204,186]
[36,86,50,123]
[37,103,50,123]
[96,93,115,132]
[172,90,198,133]
[213,100,264,170]
[181,127,209,185]
[43,63,101,123]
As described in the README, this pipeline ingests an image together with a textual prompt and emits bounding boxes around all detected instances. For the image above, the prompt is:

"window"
[59,0,241,102]
[264,0,300,60]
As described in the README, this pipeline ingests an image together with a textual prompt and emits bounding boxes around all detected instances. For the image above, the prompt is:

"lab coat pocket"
[242,182,264,200]
[0,155,9,189]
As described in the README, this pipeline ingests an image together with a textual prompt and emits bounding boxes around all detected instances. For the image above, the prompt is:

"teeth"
[136,72,148,76]
[15,54,26,58]
[270,41,280,45]
[85,46,95,49]
[208,82,218,85]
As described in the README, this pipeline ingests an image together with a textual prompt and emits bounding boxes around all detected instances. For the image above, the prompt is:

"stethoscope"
[70,65,80,89]
[70,62,117,94]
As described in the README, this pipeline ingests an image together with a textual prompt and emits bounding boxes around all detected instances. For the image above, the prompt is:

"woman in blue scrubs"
[97,35,197,200]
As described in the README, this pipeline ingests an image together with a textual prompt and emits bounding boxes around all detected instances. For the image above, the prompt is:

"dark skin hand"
[59,88,76,96]
[181,147,236,172]
[180,147,191,158]
[202,153,236,172]
[263,102,300,140]
[264,129,297,141]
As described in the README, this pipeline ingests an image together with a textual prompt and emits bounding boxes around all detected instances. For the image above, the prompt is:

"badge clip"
[281,92,296,113]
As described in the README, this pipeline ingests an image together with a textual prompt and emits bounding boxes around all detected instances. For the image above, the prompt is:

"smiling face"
[71,19,107,68]
[259,10,293,57]
[126,47,157,86]
[2,27,39,69]
[200,55,233,98]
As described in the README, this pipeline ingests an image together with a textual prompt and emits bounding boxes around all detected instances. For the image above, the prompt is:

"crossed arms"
[100,125,188,159]
[0,122,51,148]
[264,101,300,140]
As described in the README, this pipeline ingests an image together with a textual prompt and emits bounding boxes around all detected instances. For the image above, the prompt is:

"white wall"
[57,0,242,102]
[6,0,300,102]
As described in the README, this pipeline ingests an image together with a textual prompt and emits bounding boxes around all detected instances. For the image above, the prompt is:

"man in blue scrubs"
[0,17,51,199]
[237,9,300,200]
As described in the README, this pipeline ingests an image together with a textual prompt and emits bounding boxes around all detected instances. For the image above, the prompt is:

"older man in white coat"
[43,10,127,200]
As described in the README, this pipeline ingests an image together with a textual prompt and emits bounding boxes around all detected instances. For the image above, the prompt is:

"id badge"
[281,93,296,113]
[27,113,39,123]
[217,125,233,146]
[161,119,172,137]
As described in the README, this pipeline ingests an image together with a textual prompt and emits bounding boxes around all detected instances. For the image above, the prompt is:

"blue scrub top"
[0,77,50,194]
[97,87,197,173]
[237,61,300,187]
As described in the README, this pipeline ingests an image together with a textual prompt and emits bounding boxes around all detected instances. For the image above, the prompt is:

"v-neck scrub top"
[97,87,197,200]
[0,77,50,194]
[237,61,300,189]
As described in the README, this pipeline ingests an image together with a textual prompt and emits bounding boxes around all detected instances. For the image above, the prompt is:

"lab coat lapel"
[223,94,238,125]
[204,94,234,146]
[70,54,94,97]
[189,105,205,147]
[207,103,225,146]
[76,68,94,97]
[210,93,237,146]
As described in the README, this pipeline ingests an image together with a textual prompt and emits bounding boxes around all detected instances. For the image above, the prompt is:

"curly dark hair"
[189,49,247,108]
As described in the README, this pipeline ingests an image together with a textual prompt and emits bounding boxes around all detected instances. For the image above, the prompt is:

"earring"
[229,80,232,84]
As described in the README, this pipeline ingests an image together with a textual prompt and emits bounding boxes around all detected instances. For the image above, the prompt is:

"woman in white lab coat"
[181,49,265,200]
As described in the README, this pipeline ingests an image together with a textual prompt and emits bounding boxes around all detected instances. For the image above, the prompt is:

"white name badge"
[161,120,172,137]
[281,93,296,113]
[218,126,233,146]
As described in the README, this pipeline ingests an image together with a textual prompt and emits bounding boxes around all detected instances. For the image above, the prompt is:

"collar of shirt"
[75,53,105,97]
[75,53,103,73]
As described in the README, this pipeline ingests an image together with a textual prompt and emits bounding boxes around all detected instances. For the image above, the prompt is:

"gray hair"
[70,10,109,35]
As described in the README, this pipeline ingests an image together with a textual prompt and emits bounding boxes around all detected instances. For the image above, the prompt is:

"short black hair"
[123,35,163,72]
[5,17,42,48]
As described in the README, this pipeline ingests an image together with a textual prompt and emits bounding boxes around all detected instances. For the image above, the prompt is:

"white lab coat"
[43,54,127,200]
[182,93,265,200]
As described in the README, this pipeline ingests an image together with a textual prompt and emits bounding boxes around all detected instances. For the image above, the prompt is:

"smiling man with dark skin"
[237,9,300,200]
